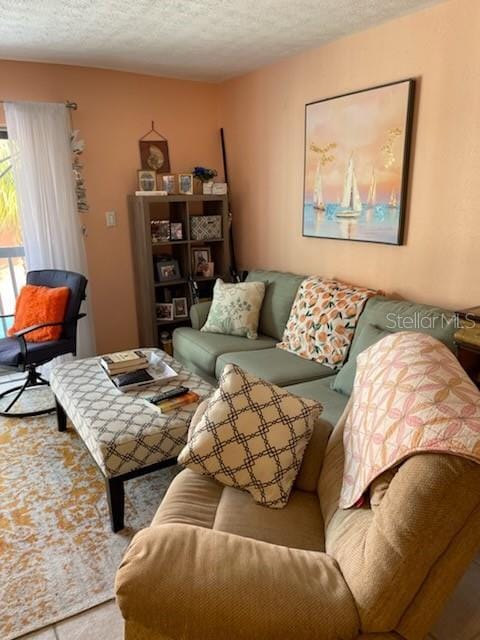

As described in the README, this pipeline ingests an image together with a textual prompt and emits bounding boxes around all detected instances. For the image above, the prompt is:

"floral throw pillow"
[201,279,266,340]
[277,276,376,368]
[178,364,322,508]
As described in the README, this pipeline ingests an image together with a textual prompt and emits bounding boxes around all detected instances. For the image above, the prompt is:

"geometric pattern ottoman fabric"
[340,331,480,508]
[178,364,322,508]
[50,351,213,478]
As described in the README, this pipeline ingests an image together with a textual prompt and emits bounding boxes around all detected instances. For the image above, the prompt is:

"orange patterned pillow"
[8,284,70,342]
[277,276,376,368]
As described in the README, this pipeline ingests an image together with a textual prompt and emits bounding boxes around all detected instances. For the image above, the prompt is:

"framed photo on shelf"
[156,259,181,282]
[170,222,183,240]
[156,303,174,322]
[160,174,176,194]
[151,219,170,243]
[191,247,212,276]
[137,170,157,192]
[173,297,188,319]
[178,173,193,195]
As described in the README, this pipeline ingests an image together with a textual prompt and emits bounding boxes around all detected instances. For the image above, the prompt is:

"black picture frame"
[156,303,174,321]
[302,78,415,246]
[172,297,188,319]
[156,259,181,282]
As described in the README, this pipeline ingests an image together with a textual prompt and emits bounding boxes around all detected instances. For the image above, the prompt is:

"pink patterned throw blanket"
[340,331,480,509]
[277,277,376,368]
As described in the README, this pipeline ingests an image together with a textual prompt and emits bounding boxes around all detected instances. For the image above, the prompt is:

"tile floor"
[19,600,123,640]
[18,555,480,640]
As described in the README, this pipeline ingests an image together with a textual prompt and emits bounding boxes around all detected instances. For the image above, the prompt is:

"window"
[0,128,26,335]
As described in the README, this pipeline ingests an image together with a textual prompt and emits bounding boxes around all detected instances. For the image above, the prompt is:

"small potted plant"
[192,166,218,194]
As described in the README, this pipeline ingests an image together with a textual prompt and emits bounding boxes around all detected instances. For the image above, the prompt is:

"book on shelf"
[100,349,148,375]
[111,362,178,391]
[156,391,200,413]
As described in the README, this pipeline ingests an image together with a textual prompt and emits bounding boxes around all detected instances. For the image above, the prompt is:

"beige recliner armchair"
[115,411,480,640]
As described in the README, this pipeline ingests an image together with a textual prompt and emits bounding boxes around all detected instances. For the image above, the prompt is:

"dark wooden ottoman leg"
[55,397,67,432]
[106,477,125,532]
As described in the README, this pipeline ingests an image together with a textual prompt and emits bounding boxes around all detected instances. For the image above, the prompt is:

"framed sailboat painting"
[303,79,415,245]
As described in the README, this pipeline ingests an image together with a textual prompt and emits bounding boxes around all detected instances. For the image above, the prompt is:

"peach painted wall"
[220,0,480,310]
[0,61,221,352]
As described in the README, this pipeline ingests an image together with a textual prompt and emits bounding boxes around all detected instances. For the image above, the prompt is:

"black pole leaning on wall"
[220,128,239,279]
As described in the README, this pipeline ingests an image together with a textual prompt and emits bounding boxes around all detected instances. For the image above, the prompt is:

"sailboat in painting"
[312,161,325,210]
[366,168,376,207]
[388,188,398,208]
[336,156,362,218]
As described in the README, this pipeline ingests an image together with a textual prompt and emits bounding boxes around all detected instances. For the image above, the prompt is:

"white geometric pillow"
[178,364,322,508]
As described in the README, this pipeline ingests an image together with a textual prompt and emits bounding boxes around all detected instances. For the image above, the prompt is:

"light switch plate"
[105,210,117,227]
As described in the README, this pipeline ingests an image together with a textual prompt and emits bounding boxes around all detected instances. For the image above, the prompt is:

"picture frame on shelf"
[156,303,174,322]
[158,220,171,242]
[160,174,176,194]
[178,173,193,195]
[156,259,181,282]
[170,222,183,241]
[191,247,212,276]
[138,170,157,192]
[212,182,228,195]
[173,297,188,319]
[151,219,170,243]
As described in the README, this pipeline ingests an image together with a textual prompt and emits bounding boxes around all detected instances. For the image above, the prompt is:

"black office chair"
[0,269,87,418]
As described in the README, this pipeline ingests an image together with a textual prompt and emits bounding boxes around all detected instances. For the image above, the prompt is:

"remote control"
[148,386,189,405]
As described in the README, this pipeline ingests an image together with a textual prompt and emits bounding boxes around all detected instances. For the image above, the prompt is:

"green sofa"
[173,270,457,427]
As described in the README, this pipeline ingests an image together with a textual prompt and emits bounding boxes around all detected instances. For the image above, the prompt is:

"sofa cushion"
[285,376,348,428]
[173,327,276,378]
[201,279,266,339]
[153,469,325,552]
[178,364,321,509]
[215,347,333,385]
[332,323,391,396]
[354,295,456,350]
[245,269,305,340]
[152,468,222,530]
[328,295,457,399]
[213,485,325,551]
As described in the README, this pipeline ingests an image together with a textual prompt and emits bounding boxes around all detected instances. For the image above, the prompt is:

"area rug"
[0,398,179,640]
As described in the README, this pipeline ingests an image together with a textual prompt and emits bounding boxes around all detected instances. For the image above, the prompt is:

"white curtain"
[4,101,95,359]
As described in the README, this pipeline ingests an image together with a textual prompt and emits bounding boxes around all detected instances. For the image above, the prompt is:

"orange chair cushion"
[8,284,70,343]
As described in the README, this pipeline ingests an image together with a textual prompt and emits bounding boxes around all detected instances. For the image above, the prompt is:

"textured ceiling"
[0,0,443,81]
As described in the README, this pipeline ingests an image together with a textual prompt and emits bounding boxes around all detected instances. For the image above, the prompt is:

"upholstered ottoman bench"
[50,350,213,532]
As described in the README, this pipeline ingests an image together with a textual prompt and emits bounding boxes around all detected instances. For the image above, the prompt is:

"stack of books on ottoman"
[100,349,199,412]
[101,350,149,377]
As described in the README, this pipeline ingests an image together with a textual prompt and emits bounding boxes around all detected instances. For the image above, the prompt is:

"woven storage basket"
[190,215,222,240]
